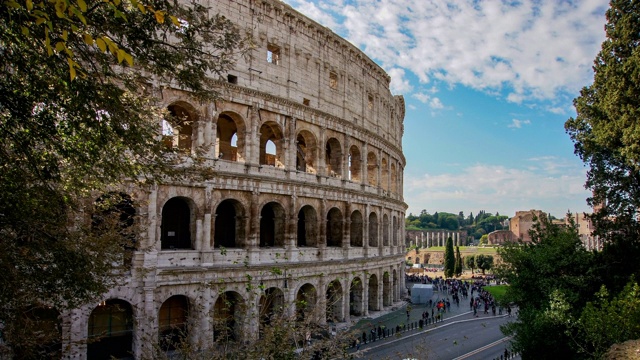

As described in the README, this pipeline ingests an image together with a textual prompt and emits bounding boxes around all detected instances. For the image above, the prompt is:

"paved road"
[353,313,514,359]
[344,281,519,360]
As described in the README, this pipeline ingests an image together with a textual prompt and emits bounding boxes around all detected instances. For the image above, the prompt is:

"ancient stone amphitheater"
[64,0,407,358]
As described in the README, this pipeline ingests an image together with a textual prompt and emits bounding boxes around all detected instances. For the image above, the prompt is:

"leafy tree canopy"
[0,0,244,354]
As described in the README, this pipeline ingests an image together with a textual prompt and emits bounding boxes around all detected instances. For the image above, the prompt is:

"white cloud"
[387,67,413,94]
[508,118,531,128]
[404,162,590,218]
[413,92,444,110]
[285,0,607,106]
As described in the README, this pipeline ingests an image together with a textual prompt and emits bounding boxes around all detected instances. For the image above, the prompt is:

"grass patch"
[485,285,508,304]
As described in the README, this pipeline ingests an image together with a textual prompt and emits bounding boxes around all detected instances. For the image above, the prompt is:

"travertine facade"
[60,1,407,358]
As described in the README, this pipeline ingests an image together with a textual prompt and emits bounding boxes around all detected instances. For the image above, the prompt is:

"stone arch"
[259,121,284,167]
[383,272,392,306]
[260,201,286,247]
[213,291,246,342]
[259,287,285,336]
[93,192,136,266]
[415,256,420,264]
[349,277,364,316]
[158,295,189,351]
[348,145,361,182]
[296,130,317,173]
[214,199,246,248]
[350,210,363,247]
[326,280,344,323]
[381,157,389,191]
[367,151,378,186]
[88,299,133,360]
[216,112,247,162]
[383,214,390,246]
[391,163,397,194]
[161,197,194,250]
[326,207,343,247]
[297,205,318,247]
[325,137,342,178]
[368,212,378,247]
[164,102,197,152]
[296,283,318,322]
[368,273,379,311]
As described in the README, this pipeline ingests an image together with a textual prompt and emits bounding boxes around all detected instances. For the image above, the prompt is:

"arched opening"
[326,280,344,323]
[381,158,389,191]
[368,274,379,311]
[259,287,285,337]
[260,202,285,247]
[214,199,245,248]
[296,130,317,173]
[383,272,392,306]
[368,212,378,247]
[216,113,245,162]
[326,207,343,247]
[88,299,133,359]
[159,295,189,351]
[350,210,363,247]
[296,284,318,322]
[348,145,361,182]
[213,291,246,343]
[297,205,318,247]
[367,152,378,187]
[164,103,195,152]
[93,192,136,266]
[161,197,192,250]
[259,122,284,167]
[383,214,390,246]
[325,138,342,178]
[349,277,363,316]
[415,256,421,264]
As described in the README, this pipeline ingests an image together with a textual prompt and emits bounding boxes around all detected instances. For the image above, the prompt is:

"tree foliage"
[464,254,475,274]
[565,0,640,293]
[0,0,244,355]
[495,217,600,358]
[444,237,455,278]
[454,246,463,277]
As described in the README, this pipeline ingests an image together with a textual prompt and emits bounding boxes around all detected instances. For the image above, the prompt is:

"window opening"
[267,44,280,65]
[329,71,338,89]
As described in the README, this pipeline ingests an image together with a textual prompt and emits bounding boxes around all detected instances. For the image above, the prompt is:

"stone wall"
[57,1,408,358]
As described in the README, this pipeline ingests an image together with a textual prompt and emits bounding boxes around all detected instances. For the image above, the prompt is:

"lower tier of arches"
[58,258,405,359]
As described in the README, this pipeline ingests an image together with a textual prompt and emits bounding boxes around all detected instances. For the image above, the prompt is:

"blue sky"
[283,0,609,218]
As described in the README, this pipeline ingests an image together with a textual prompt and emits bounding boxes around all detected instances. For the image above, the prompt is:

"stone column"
[318,199,327,260]
[362,275,370,316]
[362,142,368,186]
[318,277,327,325]
[147,185,159,250]
[318,127,327,177]
[207,106,218,159]
[285,116,296,171]
[342,278,351,323]
[247,191,260,263]
[287,194,298,261]
[247,105,260,166]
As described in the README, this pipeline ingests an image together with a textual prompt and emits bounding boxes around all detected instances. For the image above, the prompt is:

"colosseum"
[58,0,407,358]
